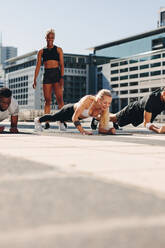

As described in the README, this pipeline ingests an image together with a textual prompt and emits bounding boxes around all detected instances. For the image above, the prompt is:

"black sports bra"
[42,45,59,62]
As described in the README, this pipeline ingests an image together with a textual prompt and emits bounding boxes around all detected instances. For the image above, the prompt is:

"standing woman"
[33,29,65,130]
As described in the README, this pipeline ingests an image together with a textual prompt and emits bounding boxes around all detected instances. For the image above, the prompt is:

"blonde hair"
[96,89,112,130]
[96,89,111,100]
[99,109,110,130]
[46,29,55,38]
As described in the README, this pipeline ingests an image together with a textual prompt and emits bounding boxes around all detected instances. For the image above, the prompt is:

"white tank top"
[81,108,90,117]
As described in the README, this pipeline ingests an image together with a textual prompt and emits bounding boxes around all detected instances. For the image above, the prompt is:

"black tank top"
[42,45,59,62]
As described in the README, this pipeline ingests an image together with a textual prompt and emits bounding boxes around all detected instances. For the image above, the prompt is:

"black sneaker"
[91,118,98,130]
[44,122,50,129]
[113,122,120,130]
[63,122,67,129]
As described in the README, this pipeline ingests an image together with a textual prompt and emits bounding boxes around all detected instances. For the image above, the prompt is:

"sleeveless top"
[42,45,59,62]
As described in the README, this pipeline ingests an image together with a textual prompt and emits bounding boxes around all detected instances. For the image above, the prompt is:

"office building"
[5,51,108,110]
[0,46,17,67]
[158,7,165,27]
[90,26,165,122]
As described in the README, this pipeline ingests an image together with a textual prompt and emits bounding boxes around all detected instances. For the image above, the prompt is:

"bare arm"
[58,47,64,89]
[72,96,93,135]
[33,49,43,89]
[143,111,162,133]
[10,115,18,133]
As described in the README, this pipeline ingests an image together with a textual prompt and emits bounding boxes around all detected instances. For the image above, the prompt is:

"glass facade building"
[94,27,165,59]
[92,27,165,122]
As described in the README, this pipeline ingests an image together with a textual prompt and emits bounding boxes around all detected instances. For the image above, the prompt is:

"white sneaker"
[58,122,67,131]
[34,117,43,132]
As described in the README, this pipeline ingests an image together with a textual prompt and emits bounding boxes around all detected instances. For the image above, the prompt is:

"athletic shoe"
[113,122,122,130]
[63,122,67,129]
[58,122,67,131]
[91,118,98,130]
[44,122,50,129]
[34,117,43,132]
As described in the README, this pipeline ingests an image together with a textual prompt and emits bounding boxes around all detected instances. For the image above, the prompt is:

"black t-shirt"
[129,89,165,126]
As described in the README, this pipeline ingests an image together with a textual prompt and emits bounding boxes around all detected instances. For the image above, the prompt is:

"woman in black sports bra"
[33,29,65,130]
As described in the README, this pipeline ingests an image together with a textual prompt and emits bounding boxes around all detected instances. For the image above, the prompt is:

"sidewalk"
[0,121,165,247]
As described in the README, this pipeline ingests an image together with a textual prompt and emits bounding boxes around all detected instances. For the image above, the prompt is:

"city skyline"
[0,0,165,56]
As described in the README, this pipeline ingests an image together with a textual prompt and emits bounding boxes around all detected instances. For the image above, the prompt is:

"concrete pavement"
[0,121,165,247]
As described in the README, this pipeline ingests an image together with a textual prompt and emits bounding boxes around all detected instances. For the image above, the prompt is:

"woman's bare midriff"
[44,60,59,69]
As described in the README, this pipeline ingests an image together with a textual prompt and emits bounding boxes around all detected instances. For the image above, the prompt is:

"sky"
[0,0,165,56]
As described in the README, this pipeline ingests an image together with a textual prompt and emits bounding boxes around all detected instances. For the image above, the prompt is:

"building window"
[140,88,149,93]
[151,54,161,60]
[120,83,128,87]
[129,82,138,86]
[130,89,138,94]
[120,68,128,73]
[111,69,119,74]
[111,84,119,88]
[130,74,138,79]
[151,62,161,67]
[120,60,128,66]
[140,72,149,77]
[120,75,128,80]
[151,71,161,76]
[140,64,149,69]
[111,77,118,81]
[120,90,128,95]
[111,62,118,67]
[129,59,138,64]
[130,66,138,71]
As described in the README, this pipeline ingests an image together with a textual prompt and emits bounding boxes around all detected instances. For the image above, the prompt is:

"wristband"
[73,121,81,127]
[146,122,152,130]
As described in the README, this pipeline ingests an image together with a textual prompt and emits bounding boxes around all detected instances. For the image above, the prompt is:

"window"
[151,54,161,60]
[151,62,161,67]
[120,60,128,66]
[120,90,128,95]
[111,62,118,67]
[120,83,128,87]
[140,72,149,77]
[130,66,138,71]
[111,84,119,88]
[111,69,119,74]
[140,64,149,69]
[151,71,161,76]
[111,77,118,81]
[130,89,138,94]
[130,74,138,79]
[140,88,149,93]
[129,59,138,64]
[120,68,128,73]
[120,75,128,80]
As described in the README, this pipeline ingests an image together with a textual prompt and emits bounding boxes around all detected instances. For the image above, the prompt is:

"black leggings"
[39,104,75,123]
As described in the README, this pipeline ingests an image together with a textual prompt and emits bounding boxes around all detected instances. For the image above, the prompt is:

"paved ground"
[0,120,165,248]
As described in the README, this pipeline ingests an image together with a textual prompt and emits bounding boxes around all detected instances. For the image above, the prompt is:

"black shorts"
[116,103,143,127]
[43,68,60,84]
